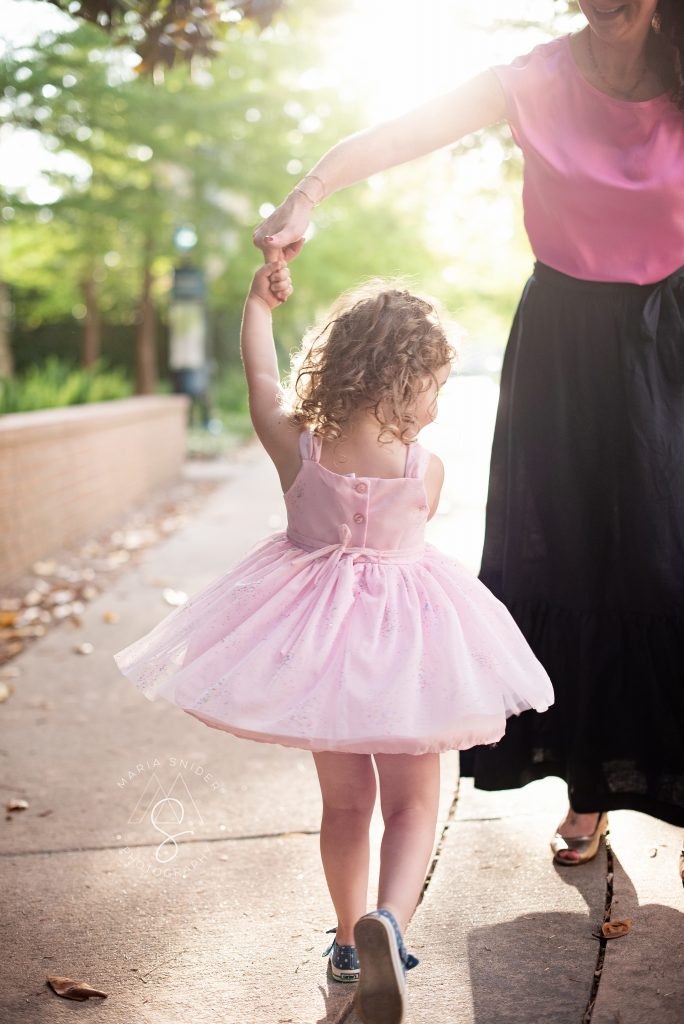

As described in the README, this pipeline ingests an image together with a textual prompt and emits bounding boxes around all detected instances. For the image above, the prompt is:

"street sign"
[172,266,206,302]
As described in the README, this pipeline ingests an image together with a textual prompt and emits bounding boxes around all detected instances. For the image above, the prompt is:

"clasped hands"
[252,176,323,307]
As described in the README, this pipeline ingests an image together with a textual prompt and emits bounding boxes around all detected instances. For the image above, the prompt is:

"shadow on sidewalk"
[465,849,608,1024]
[465,847,683,1024]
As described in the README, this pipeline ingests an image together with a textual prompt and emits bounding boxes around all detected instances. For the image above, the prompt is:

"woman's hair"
[655,0,684,111]
[284,279,457,444]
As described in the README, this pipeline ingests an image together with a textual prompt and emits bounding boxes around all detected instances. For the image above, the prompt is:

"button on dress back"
[284,431,430,557]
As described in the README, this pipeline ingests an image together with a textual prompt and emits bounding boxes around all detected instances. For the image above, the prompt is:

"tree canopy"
[2,1,579,393]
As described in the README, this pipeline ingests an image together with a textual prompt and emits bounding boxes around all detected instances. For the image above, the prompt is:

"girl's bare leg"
[312,751,377,945]
[373,752,441,933]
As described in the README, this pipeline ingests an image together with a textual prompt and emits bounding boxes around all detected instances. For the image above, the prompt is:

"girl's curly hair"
[284,279,457,444]
[654,0,684,111]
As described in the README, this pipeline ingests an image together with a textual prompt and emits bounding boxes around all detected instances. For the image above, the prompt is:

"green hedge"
[0,356,133,414]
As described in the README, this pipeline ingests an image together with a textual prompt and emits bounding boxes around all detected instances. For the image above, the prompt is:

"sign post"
[169,226,210,428]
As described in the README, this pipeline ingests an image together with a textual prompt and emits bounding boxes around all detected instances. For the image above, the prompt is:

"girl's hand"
[248,260,292,311]
[253,190,311,257]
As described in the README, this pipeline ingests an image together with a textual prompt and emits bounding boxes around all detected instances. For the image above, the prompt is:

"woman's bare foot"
[555,810,602,863]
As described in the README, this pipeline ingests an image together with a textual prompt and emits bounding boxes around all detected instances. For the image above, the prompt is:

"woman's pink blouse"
[491,34,684,284]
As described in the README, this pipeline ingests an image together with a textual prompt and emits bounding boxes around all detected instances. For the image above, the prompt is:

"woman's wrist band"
[291,173,326,207]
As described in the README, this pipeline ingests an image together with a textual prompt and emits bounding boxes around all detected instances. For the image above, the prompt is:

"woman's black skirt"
[462,261,684,827]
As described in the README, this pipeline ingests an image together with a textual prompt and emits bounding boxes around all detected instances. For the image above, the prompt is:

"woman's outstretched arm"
[254,69,506,253]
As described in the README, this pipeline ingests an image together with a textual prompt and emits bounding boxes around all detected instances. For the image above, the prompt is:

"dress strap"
[298,430,323,462]
[404,441,432,479]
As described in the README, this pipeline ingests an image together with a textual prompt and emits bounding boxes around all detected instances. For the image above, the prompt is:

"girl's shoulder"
[405,441,442,481]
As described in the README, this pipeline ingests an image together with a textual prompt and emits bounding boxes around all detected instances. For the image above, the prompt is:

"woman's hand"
[248,260,293,310]
[253,190,312,259]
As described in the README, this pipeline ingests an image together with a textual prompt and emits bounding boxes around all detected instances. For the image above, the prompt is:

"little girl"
[114,257,554,1024]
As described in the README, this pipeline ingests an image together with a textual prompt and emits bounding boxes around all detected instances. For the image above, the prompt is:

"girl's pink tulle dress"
[114,431,554,754]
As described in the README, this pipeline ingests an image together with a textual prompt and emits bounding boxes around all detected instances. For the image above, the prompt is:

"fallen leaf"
[53,605,75,620]
[0,682,15,703]
[601,919,633,940]
[32,559,58,575]
[14,606,41,624]
[7,798,29,811]
[47,975,108,1001]
[27,697,55,710]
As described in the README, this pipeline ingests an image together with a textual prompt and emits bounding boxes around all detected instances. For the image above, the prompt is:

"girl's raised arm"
[240,262,300,464]
[254,69,507,252]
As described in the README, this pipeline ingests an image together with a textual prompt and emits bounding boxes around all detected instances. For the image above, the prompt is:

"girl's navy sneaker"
[353,908,419,1024]
[322,926,360,983]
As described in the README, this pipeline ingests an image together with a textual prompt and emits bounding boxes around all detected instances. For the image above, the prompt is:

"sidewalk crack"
[416,773,461,910]
[0,827,321,858]
[581,837,614,1023]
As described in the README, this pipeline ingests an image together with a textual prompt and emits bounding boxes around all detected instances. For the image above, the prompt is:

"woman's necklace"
[586,31,650,100]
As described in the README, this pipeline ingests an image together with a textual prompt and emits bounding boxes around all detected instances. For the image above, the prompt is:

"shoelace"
[321,926,357,960]
[321,926,337,959]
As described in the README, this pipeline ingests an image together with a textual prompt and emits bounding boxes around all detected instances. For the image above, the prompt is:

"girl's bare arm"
[241,263,300,466]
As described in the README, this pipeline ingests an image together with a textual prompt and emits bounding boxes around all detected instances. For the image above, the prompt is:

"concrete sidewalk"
[1,407,682,1023]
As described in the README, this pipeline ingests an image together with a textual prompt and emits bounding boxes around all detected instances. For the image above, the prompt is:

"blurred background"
[0,0,581,451]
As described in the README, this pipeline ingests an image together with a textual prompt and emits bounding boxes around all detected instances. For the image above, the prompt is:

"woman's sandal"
[551,811,609,866]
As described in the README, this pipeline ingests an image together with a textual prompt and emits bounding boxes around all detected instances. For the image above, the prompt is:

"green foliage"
[209,363,250,416]
[44,0,290,75]
[0,355,132,413]
[1,1,577,403]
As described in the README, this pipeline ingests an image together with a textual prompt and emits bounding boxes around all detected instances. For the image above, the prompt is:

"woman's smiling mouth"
[591,3,628,18]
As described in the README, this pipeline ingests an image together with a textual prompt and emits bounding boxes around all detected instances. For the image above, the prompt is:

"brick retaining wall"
[0,395,189,583]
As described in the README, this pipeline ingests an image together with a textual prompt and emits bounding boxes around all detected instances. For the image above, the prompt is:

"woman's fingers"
[253,194,311,255]
[262,243,283,264]
[282,238,306,263]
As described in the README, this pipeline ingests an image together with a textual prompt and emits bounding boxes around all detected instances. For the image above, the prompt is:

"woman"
[253,1,684,877]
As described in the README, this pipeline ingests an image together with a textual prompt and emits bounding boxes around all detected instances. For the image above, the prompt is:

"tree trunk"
[0,280,14,379]
[81,274,101,368]
[135,231,157,394]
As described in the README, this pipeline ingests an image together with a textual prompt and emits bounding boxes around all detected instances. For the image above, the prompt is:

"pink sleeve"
[489,38,564,151]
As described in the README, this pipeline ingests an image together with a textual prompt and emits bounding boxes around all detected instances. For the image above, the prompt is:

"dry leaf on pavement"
[6,798,29,811]
[601,919,633,939]
[0,682,14,703]
[47,975,108,1001]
